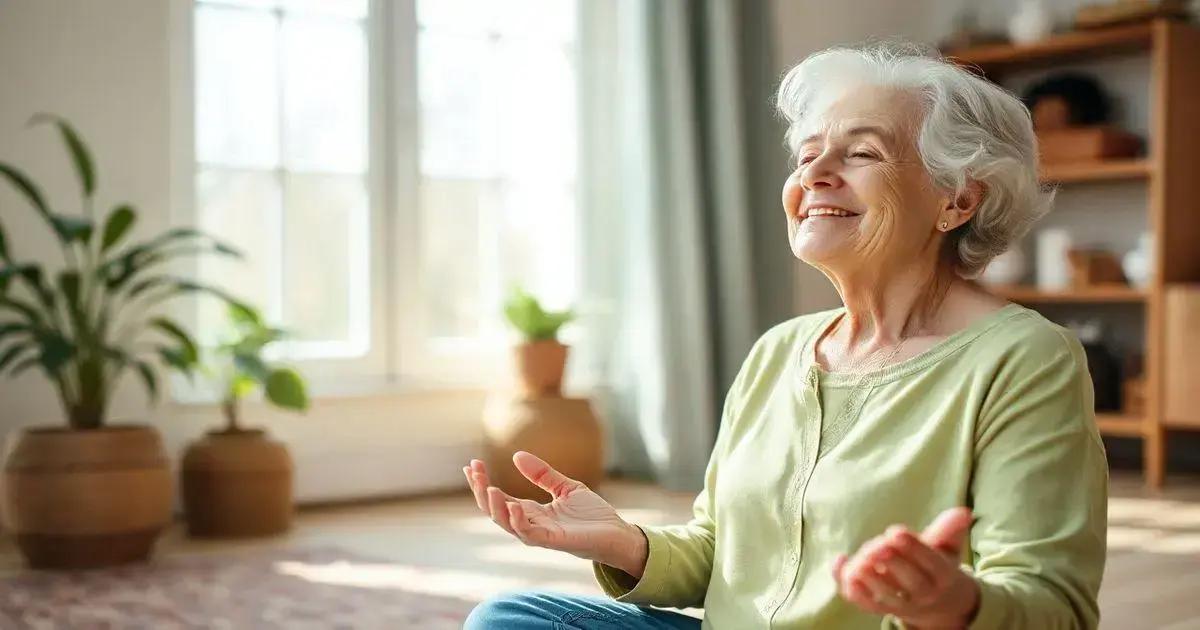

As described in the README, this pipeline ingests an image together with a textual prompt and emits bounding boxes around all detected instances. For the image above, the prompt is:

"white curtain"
[574,0,778,491]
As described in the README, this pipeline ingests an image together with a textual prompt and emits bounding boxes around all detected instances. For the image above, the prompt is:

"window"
[189,0,582,392]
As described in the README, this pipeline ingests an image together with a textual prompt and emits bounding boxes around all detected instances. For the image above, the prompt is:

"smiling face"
[782,85,952,278]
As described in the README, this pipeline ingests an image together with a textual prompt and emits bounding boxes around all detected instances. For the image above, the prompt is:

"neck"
[827,259,957,347]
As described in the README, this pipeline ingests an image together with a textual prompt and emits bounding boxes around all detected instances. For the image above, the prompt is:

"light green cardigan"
[595,303,1108,629]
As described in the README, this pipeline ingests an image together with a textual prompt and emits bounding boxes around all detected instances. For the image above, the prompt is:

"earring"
[940,220,949,231]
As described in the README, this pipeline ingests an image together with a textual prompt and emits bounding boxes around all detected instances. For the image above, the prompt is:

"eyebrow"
[798,125,894,148]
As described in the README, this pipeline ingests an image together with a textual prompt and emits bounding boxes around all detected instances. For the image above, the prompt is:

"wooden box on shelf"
[1165,285,1200,428]
[1067,249,1127,287]
[1039,127,1142,164]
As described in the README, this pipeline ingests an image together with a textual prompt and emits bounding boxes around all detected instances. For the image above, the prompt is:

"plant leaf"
[35,331,73,373]
[149,317,199,364]
[0,322,32,345]
[265,367,308,411]
[0,223,9,262]
[29,113,95,198]
[58,271,81,307]
[0,343,31,374]
[100,205,135,252]
[230,373,257,400]
[51,214,92,244]
[233,351,270,382]
[0,296,45,325]
[157,345,194,377]
[8,355,40,377]
[0,162,52,219]
[133,360,158,403]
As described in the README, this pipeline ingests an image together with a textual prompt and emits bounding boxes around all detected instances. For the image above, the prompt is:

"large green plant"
[503,286,575,342]
[0,114,244,429]
[210,303,308,432]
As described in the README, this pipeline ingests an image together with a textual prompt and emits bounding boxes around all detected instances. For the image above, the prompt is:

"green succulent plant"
[503,286,575,342]
[0,114,245,429]
[211,303,308,432]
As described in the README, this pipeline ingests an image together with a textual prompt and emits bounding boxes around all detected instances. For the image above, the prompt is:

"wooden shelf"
[989,285,1147,303]
[947,22,1154,72]
[1096,413,1144,437]
[1040,159,1153,184]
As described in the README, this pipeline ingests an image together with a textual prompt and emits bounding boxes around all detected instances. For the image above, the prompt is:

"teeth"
[807,208,855,218]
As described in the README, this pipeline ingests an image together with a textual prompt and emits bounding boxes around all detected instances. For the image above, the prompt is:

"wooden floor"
[2,471,1199,628]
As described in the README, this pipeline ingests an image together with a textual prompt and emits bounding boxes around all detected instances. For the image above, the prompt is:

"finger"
[858,570,911,612]
[486,486,517,535]
[832,553,848,583]
[876,551,935,601]
[921,507,973,555]
[469,472,489,512]
[513,451,582,498]
[464,467,486,511]
[507,501,544,546]
[845,536,891,584]
[890,528,957,589]
[844,577,891,615]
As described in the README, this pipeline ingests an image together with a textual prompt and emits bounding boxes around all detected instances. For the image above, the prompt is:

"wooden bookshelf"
[949,20,1200,489]
[991,285,1147,304]
[1096,413,1144,437]
[1040,159,1153,184]
[948,22,1154,73]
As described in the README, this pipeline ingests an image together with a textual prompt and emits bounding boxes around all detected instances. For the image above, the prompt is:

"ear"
[940,180,984,231]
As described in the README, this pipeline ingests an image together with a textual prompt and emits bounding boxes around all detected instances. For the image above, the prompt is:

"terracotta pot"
[482,394,603,500]
[513,340,568,397]
[0,425,172,569]
[181,429,293,538]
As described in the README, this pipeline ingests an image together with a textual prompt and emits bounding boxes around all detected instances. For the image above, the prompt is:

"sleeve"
[965,329,1108,630]
[591,335,766,609]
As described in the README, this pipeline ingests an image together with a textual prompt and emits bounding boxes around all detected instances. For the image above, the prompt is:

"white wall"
[0,0,481,503]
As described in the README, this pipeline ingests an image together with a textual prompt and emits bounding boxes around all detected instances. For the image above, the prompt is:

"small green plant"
[0,114,245,429]
[503,286,574,342]
[211,303,308,432]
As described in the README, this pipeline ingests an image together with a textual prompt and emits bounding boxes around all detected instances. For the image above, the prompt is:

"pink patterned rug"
[0,546,476,629]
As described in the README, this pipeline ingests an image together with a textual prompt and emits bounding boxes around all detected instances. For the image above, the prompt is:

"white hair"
[776,42,1053,277]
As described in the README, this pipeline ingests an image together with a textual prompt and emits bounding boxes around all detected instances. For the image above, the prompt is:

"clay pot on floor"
[0,425,173,569]
[513,340,569,397]
[181,429,293,538]
[482,394,603,500]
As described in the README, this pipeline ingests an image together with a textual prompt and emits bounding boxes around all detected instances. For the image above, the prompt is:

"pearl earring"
[940,220,949,231]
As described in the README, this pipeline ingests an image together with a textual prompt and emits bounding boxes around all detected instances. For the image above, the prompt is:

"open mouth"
[801,206,861,220]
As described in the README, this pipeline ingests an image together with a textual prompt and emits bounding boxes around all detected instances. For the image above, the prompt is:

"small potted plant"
[181,303,308,538]
[503,286,575,397]
[0,115,243,568]
[484,287,599,499]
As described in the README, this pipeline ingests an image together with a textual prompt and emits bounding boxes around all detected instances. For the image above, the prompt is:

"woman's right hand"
[464,451,648,579]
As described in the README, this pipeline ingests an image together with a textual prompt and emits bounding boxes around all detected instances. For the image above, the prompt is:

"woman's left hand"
[833,507,981,629]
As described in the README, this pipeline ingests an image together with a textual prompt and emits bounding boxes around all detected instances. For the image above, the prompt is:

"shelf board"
[1040,159,1153,184]
[946,22,1155,73]
[990,284,1147,303]
[1096,413,1144,437]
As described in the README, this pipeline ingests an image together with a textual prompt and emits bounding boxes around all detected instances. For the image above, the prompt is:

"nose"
[799,151,843,191]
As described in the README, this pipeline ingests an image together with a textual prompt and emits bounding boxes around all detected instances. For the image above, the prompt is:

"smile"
[802,206,861,219]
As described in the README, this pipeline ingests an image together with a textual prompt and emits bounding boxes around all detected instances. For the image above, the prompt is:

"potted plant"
[503,286,575,397]
[0,115,244,569]
[181,303,308,538]
[485,287,599,499]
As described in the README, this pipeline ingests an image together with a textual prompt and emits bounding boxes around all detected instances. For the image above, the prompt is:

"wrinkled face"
[782,85,950,276]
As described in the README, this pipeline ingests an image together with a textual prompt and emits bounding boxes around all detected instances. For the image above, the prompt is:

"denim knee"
[464,591,555,630]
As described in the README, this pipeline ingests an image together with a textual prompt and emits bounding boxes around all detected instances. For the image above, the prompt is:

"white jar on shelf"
[1122,232,1154,288]
[980,245,1027,286]
[1036,228,1073,290]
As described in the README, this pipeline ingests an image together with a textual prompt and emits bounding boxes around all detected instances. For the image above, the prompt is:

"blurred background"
[1,0,1199,628]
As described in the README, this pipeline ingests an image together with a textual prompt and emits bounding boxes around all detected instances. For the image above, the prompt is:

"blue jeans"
[464,591,703,629]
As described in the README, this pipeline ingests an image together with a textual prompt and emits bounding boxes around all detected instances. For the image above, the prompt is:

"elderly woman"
[464,44,1107,629]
